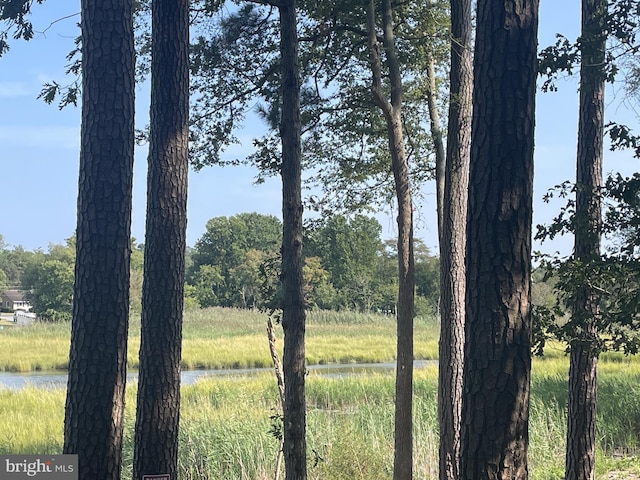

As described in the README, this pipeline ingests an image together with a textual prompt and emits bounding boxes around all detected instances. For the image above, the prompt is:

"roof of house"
[1,290,27,302]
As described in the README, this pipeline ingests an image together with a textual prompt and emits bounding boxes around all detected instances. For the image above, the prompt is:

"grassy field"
[0,308,440,372]
[0,308,638,479]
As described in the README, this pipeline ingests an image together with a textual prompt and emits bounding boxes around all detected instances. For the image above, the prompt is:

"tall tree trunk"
[367,1,415,478]
[279,1,307,478]
[426,53,446,240]
[437,0,472,478]
[460,1,538,479]
[133,0,189,477]
[63,1,135,479]
[565,1,606,479]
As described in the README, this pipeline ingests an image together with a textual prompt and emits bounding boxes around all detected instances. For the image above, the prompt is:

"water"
[0,360,436,390]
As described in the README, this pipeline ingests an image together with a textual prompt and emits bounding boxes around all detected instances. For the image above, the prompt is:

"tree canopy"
[188,0,448,215]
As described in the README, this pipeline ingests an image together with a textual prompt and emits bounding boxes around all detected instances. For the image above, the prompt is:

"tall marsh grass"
[0,386,65,454]
[0,307,439,372]
[1,308,639,478]
[1,360,639,479]
[0,322,71,372]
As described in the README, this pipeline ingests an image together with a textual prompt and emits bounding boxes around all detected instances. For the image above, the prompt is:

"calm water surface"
[0,360,436,390]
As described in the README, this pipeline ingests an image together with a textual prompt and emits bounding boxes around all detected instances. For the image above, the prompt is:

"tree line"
[0,213,441,319]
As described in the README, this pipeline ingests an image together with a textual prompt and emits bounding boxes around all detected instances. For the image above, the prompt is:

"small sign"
[1,455,78,480]
[142,475,170,480]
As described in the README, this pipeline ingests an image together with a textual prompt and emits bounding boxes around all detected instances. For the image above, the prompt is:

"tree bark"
[437,0,472,478]
[565,1,606,479]
[367,0,415,478]
[426,53,446,241]
[460,1,538,479]
[63,1,135,479]
[279,1,307,478]
[133,0,189,478]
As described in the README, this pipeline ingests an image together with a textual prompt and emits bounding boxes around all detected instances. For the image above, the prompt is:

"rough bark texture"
[63,1,135,479]
[565,1,606,479]
[367,1,415,478]
[460,1,538,479]
[132,0,189,478]
[565,344,598,480]
[279,1,307,478]
[437,0,472,478]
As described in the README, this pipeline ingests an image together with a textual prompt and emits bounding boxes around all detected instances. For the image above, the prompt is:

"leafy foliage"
[30,0,450,216]
[538,0,640,92]
[0,240,41,290]
[0,0,45,57]
[188,0,449,214]
[187,213,282,308]
[0,0,81,107]
[23,259,73,321]
[607,121,640,160]
[185,212,440,314]
[37,32,81,109]
[20,239,75,322]
[534,175,640,355]
[305,215,383,311]
[0,236,146,320]
[535,0,640,357]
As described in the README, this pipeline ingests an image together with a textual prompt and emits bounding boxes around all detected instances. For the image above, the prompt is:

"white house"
[1,290,32,312]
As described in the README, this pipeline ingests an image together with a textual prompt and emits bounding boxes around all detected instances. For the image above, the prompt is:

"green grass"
[0,308,638,478]
[0,386,65,454]
[0,307,439,372]
[0,322,72,371]
[1,362,638,479]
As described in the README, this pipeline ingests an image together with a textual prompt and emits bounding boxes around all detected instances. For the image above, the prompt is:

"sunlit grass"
[529,355,640,479]
[0,307,439,372]
[1,361,638,479]
[0,386,65,454]
[0,322,71,372]
[1,308,639,478]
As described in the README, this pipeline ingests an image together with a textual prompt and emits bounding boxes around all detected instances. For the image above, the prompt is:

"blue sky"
[0,1,637,255]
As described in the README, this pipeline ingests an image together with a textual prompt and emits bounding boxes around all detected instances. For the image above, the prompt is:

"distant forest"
[0,213,440,321]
